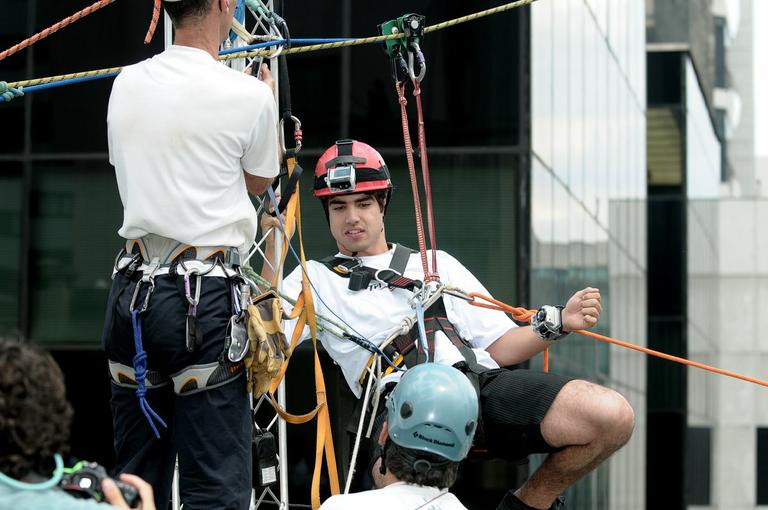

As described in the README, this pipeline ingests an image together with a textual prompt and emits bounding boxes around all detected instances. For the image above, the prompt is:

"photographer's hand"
[103,474,155,510]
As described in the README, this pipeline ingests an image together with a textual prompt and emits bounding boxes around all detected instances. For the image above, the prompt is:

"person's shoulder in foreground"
[320,482,469,509]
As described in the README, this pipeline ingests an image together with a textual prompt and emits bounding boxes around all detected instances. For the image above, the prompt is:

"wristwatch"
[531,305,569,341]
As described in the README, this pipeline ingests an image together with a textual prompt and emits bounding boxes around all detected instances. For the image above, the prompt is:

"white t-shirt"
[320,482,469,510]
[107,45,279,254]
[282,248,516,396]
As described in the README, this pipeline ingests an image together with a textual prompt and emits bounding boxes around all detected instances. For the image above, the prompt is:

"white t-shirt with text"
[108,45,279,253]
[282,248,516,396]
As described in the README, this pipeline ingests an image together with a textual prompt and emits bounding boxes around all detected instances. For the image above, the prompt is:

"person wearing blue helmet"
[320,363,477,509]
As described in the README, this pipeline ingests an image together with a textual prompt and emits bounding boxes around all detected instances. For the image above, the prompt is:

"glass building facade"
[530,1,647,509]
[2,1,658,508]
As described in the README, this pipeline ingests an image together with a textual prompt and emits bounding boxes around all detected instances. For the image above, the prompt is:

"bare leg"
[514,380,635,509]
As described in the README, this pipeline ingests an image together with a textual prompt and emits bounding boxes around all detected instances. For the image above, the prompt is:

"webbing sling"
[319,244,421,292]
[265,155,340,509]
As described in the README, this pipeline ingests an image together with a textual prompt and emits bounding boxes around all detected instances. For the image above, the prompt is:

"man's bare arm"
[486,287,602,366]
[244,173,274,196]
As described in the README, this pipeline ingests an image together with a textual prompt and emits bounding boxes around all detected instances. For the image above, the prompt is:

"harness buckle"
[333,258,363,275]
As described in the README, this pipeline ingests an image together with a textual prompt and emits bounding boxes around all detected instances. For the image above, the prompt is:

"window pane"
[759,428,768,504]
[288,152,520,304]
[29,161,122,345]
[0,164,22,333]
[686,427,711,505]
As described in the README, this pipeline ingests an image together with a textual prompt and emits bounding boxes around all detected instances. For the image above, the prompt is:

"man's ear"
[378,421,389,446]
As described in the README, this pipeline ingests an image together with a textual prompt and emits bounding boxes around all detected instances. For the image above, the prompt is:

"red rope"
[396,81,432,280]
[412,79,439,282]
[0,0,118,62]
[144,0,162,44]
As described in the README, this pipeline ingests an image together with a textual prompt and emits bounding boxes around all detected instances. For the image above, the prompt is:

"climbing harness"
[106,237,250,439]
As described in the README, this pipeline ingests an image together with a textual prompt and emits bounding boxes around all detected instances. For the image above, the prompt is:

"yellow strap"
[264,158,340,508]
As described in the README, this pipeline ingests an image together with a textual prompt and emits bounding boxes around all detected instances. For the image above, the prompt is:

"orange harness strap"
[265,158,340,508]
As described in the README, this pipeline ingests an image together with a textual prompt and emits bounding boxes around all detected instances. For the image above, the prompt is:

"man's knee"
[598,387,634,446]
[543,380,635,448]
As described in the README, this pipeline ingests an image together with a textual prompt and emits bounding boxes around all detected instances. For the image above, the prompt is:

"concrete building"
[647,1,766,509]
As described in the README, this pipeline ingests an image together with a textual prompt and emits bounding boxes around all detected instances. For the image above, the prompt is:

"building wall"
[713,199,768,510]
[722,0,756,196]
[530,1,647,508]
[686,49,723,510]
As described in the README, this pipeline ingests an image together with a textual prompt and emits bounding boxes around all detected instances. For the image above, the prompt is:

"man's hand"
[245,63,275,95]
[562,287,602,332]
[102,474,155,510]
[257,63,275,94]
[260,212,282,249]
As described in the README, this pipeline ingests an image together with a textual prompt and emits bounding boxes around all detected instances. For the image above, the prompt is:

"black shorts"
[479,368,573,462]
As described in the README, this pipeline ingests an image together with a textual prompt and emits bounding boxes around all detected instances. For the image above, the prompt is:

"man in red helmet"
[267,140,635,510]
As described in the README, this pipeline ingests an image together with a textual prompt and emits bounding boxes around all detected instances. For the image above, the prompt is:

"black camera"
[59,461,140,508]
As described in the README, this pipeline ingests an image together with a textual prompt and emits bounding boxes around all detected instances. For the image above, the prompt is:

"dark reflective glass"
[29,160,121,344]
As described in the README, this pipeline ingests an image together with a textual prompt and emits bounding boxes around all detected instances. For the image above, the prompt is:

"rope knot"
[0,81,24,102]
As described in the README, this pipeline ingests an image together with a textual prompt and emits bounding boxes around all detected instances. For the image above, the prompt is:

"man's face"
[327,193,388,257]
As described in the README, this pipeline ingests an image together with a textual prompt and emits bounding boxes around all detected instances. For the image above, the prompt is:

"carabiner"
[280,114,303,154]
[183,268,202,312]
[407,46,426,83]
[129,280,156,314]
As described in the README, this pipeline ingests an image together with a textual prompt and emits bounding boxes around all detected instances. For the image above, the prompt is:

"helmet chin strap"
[378,439,390,475]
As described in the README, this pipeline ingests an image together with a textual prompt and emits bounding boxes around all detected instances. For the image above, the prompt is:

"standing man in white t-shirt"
[102,1,279,509]
[272,140,635,510]
[320,363,477,510]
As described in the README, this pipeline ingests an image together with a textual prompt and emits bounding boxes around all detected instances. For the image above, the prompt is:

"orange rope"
[144,0,162,44]
[467,292,768,388]
[0,0,118,62]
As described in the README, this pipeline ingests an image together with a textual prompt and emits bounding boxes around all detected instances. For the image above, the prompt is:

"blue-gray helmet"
[386,363,479,462]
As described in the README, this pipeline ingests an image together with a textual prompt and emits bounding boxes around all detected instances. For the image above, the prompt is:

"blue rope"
[0,72,118,103]
[0,453,64,491]
[0,38,356,102]
[130,309,167,439]
[218,38,352,56]
[0,38,360,103]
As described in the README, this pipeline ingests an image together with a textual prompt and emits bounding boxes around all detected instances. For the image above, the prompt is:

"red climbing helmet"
[313,140,392,198]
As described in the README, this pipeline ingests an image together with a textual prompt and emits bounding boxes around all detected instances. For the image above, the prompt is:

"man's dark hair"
[321,189,389,216]
[0,340,73,480]
[162,0,213,27]
[383,440,460,489]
